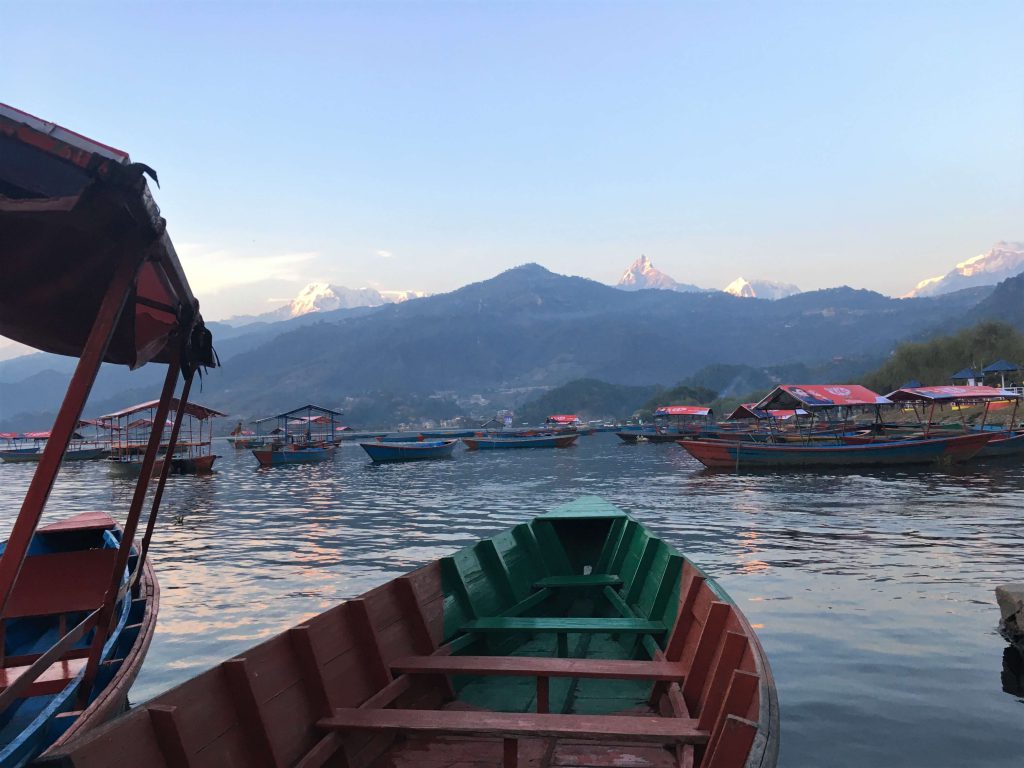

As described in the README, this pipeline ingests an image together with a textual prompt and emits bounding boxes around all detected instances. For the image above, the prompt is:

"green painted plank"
[531,520,574,575]
[594,516,628,574]
[513,523,551,577]
[534,574,622,588]
[625,538,660,605]
[536,496,628,520]
[603,585,635,619]
[648,554,683,623]
[462,617,666,634]
[478,539,518,606]
[608,520,639,574]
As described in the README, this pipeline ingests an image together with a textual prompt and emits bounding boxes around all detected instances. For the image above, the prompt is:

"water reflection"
[1,434,1022,767]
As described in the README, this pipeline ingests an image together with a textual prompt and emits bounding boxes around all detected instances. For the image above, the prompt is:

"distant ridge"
[722,277,801,300]
[905,241,1024,298]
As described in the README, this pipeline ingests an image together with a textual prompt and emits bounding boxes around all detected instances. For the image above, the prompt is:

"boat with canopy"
[0,422,113,464]
[617,406,714,444]
[251,405,342,467]
[38,497,778,768]
[102,399,225,475]
[678,384,992,469]
[0,102,216,765]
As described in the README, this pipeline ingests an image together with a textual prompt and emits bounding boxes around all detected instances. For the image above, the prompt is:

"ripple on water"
[1,434,1022,767]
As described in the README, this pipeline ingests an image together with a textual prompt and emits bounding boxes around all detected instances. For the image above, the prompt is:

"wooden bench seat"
[317,706,708,744]
[533,574,622,589]
[5,548,118,618]
[0,657,85,697]
[462,617,666,635]
[391,654,686,682]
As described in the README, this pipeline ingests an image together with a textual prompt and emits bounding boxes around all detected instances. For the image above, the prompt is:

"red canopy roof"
[727,404,808,421]
[23,431,50,439]
[546,414,579,424]
[655,406,712,417]
[100,398,227,421]
[886,385,1021,403]
[756,385,891,410]
[0,103,215,370]
[0,432,18,440]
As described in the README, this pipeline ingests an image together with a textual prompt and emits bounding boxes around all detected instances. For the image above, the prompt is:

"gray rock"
[996,584,1024,644]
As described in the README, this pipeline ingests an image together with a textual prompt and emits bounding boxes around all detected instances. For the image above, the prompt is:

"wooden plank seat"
[0,657,85,697]
[533,574,622,589]
[391,654,686,682]
[462,617,666,634]
[37,511,116,534]
[317,707,709,744]
[4,549,119,618]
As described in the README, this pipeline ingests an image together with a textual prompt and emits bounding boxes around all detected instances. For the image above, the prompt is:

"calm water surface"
[1,433,1022,767]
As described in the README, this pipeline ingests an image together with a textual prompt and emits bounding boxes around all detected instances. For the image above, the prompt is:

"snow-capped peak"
[615,256,704,293]
[905,241,1024,297]
[289,282,385,317]
[723,277,801,300]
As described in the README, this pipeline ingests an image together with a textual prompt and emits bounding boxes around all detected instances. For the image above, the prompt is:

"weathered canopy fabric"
[100,398,227,421]
[886,385,1021,403]
[726,404,807,421]
[756,384,892,410]
[654,406,711,417]
[546,414,579,424]
[0,103,214,370]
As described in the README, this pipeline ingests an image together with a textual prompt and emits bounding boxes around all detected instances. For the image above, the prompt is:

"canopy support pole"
[77,353,182,708]
[0,254,140,621]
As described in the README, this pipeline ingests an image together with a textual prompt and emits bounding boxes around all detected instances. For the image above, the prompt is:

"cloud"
[375,250,393,259]
[176,244,318,294]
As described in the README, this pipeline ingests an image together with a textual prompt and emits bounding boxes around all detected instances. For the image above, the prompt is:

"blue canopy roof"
[982,359,1019,373]
[900,379,922,388]
[950,367,979,380]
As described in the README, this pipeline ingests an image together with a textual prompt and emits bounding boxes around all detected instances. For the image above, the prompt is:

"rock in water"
[996,584,1024,645]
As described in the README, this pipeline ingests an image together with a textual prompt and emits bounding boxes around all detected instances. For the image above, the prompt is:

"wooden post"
[503,737,518,768]
[0,254,139,620]
[536,675,549,713]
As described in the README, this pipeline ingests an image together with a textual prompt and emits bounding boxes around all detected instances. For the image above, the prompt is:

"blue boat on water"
[252,444,336,467]
[0,513,155,768]
[360,439,458,462]
[462,434,579,450]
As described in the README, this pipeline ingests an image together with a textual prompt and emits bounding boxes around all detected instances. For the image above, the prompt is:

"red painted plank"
[703,670,760,766]
[289,626,332,717]
[5,549,119,618]
[536,676,549,714]
[317,708,709,744]
[391,655,687,681]
[681,602,730,708]
[703,715,759,768]
[37,511,116,534]
[221,658,280,768]
[0,657,85,697]
[697,631,749,730]
[148,705,194,768]
[348,599,393,691]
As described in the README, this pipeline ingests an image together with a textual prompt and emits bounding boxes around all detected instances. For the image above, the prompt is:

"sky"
[2,0,1023,329]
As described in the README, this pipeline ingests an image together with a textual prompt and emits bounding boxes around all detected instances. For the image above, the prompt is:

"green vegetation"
[517,379,659,424]
[863,321,1024,393]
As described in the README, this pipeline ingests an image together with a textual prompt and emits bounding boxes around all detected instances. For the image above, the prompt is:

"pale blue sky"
[2,0,1022,320]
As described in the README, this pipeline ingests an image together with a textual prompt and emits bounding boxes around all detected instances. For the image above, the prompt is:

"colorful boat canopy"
[268,404,344,421]
[726,404,808,421]
[654,406,712,417]
[100,398,227,421]
[546,414,580,424]
[0,103,215,371]
[886,385,1021,402]
[756,384,892,410]
[22,431,50,439]
[125,418,176,430]
[0,432,18,439]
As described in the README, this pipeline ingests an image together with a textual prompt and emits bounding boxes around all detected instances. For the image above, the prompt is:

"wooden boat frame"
[0,102,215,763]
[38,497,778,768]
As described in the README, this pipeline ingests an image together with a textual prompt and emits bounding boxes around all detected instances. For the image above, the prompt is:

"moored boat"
[103,400,225,476]
[38,497,778,768]
[679,431,992,469]
[463,433,579,450]
[251,405,343,466]
[360,439,458,462]
[0,102,215,764]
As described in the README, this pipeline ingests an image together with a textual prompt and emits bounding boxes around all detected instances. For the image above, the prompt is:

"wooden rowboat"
[360,440,458,462]
[38,497,778,768]
[0,103,215,766]
[0,512,158,767]
[463,434,579,450]
[252,444,336,467]
[678,431,992,469]
[0,447,107,464]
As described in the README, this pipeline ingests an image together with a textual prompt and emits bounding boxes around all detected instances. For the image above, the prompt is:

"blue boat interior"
[0,525,136,767]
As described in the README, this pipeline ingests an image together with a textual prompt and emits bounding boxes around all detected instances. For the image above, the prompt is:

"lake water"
[1,432,1021,767]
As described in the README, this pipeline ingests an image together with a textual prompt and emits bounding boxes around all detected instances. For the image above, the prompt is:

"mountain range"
[3,263,1022,431]
[225,282,428,327]
[615,255,801,299]
[904,241,1024,298]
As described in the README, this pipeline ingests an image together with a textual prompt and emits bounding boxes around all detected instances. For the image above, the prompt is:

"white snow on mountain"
[615,255,704,292]
[723,277,801,300]
[226,282,426,326]
[904,241,1024,298]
